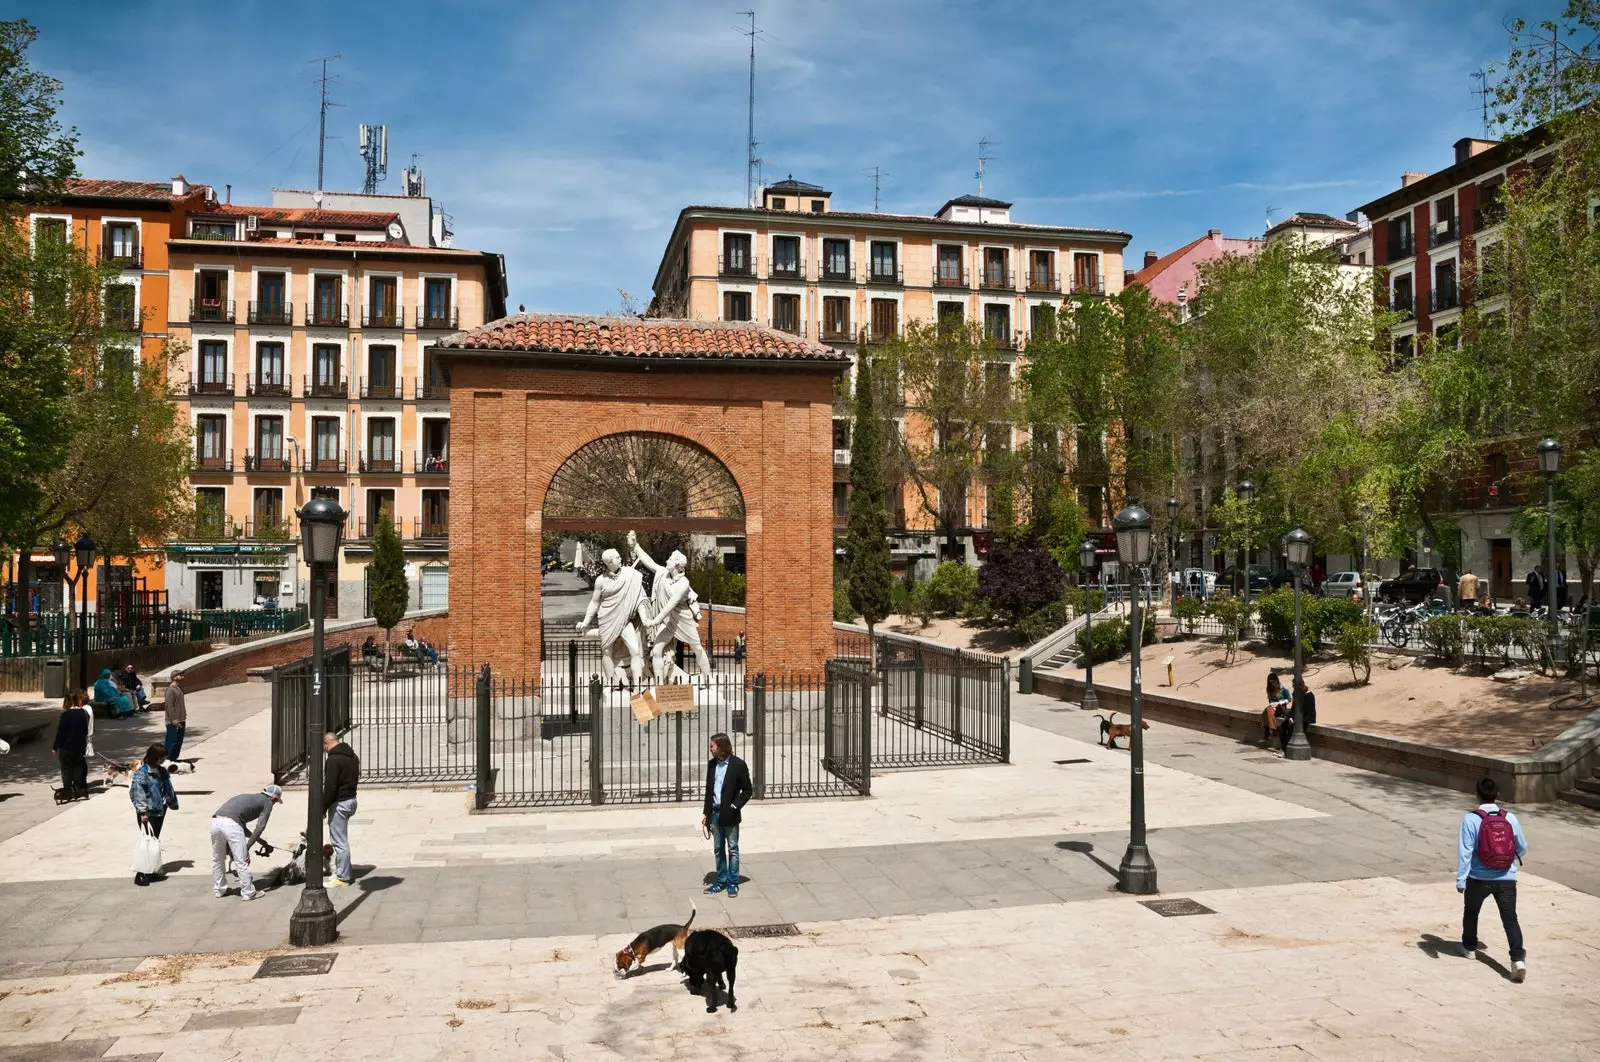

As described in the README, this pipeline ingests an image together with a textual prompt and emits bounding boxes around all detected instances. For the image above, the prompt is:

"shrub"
[890,580,914,617]
[1017,599,1070,647]
[1078,617,1129,665]
[1509,616,1550,673]
[908,582,935,627]
[832,579,857,623]
[1420,614,1466,666]
[1467,615,1513,669]
[1315,596,1365,640]
[976,536,1065,628]
[1062,585,1107,616]
[921,561,978,617]
[1254,587,1298,648]
[1253,586,1361,652]
[689,560,745,606]
[1335,619,1377,685]
[1172,596,1203,634]
[1207,593,1250,665]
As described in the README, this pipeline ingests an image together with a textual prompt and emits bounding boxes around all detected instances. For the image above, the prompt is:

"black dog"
[678,929,738,1013]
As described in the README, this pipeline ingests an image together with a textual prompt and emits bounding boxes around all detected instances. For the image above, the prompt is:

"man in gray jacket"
[210,784,282,900]
[163,671,187,761]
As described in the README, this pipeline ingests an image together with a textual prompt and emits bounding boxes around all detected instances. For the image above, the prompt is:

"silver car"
[1322,571,1364,600]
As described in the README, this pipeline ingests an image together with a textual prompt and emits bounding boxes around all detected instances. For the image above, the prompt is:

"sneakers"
[214,889,227,899]
[240,891,260,902]
[1512,961,1527,983]
[1464,940,1486,960]
[727,884,739,898]
[329,878,351,888]
[704,882,726,894]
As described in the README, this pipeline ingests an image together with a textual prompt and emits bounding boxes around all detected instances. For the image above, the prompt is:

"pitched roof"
[1263,211,1359,237]
[436,313,849,361]
[63,178,178,202]
[938,194,1013,212]
[767,176,828,194]
[211,204,398,228]
[1128,230,1262,303]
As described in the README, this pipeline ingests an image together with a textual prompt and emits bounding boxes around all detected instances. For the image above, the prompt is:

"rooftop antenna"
[402,154,426,198]
[310,54,342,192]
[1265,204,1278,232]
[737,11,767,207]
[976,137,996,197]
[867,165,890,211]
[358,123,389,194]
[1470,69,1491,136]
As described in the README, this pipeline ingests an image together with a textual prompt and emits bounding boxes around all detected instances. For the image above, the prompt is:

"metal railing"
[360,377,401,399]
[768,317,807,337]
[308,303,349,328]
[1475,202,1506,230]
[247,375,291,397]
[305,375,348,399]
[1387,233,1416,260]
[244,450,290,473]
[194,448,233,472]
[1430,218,1460,248]
[417,452,449,474]
[305,452,349,474]
[189,373,233,396]
[980,268,1013,291]
[718,255,754,278]
[0,613,203,658]
[1027,272,1061,293]
[362,307,403,328]
[358,452,402,474]
[820,323,854,342]
[1389,295,1415,319]
[867,264,903,285]
[411,518,449,540]
[418,309,458,330]
[189,299,235,323]
[1430,287,1460,312]
[934,266,968,288]
[100,243,142,268]
[270,647,352,784]
[768,258,806,281]
[241,518,291,539]
[1072,274,1105,295]
[820,261,854,282]
[248,301,292,326]
[417,377,449,400]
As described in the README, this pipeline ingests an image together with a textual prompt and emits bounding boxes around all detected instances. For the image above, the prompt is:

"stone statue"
[577,548,647,688]
[628,531,710,682]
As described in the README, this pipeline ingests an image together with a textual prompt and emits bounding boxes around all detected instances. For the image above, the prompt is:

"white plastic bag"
[132,830,163,876]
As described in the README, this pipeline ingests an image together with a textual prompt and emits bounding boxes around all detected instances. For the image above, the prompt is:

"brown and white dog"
[1098,712,1149,750]
[614,905,696,978]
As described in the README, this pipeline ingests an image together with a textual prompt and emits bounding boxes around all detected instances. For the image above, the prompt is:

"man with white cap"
[210,784,282,900]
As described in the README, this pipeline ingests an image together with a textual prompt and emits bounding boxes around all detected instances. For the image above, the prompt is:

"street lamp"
[54,533,97,690]
[1112,503,1157,895]
[1537,437,1564,669]
[1360,502,1373,621]
[1167,497,1180,613]
[289,495,345,947]
[1284,528,1313,761]
[1078,539,1099,714]
[1236,479,1255,613]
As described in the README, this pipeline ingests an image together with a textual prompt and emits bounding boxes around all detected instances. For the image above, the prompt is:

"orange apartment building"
[165,191,506,617]
[649,178,1130,565]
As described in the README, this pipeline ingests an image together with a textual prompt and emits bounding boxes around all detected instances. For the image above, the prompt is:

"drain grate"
[255,953,338,978]
[1139,898,1215,918]
[724,923,801,939]
[1054,758,1093,765]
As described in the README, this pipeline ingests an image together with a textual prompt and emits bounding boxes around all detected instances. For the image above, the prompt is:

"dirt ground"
[1070,635,1594,757]
[869,614,1028,656]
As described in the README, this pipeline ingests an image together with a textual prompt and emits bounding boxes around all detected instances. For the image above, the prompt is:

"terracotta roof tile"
[438,313,849,361]
[63,178,178,201]
[210,204,398,228]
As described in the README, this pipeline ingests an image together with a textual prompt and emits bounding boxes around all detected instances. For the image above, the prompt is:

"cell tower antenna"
[739,11,762,207]
[976,137,996,197]
[867,166,890,212]
[310,54,343,192]
[358,123,389,194]
[1471,69,1491,136]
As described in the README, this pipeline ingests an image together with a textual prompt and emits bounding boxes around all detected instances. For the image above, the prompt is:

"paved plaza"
[1,684,1598,1059]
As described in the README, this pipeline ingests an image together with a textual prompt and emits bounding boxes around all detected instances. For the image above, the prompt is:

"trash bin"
[44,658,67,700]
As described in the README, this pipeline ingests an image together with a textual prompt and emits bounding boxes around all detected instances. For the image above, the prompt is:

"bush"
[890,580,914,617]
[976,536,1065,627]
[921,561,978,617]
[909,582,935,627]
[1172,596,1203,634]
[1315,596,1365,638]
[1335,619,1377,685]
[832,580,857,623]
[1207,593,1250,665]
[1075,611,1157,665]
[1467,615,1513,669]
[1420,614,1466,665]
[1509,616,1550,673]
[1017,599,1070,646]
[1062,585,1107,616]
[689,560,745,607]
[1255,586,1362,652]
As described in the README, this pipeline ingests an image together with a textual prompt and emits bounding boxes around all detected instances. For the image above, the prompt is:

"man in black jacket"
[701,732,752,897]
[321,732,360,886]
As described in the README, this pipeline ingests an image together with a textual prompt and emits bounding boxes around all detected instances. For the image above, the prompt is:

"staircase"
[1558,768,1600,811]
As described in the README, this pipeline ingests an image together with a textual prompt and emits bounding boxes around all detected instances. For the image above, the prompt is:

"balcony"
[1386,233,1416,261]
[718,255,755,278]
[244,450,290,473]
[1474,201,1506,230]
[1429,217,1460,248]
[305,375,348,399]
[1071,274,1105,296]
[417,452,449,474]
[242,519,291,541]
[768,259,805,281]
[359,452,402,474]
[769,318,807,337]
[246,375,290,398]
[194,448,233,473]
[834,448,851,466]
[411,518,449,541]
[867,264,903,286]
[305,452,348,475]
[189,299,235,324]
[820,261,854,282]
[986,330,1017,351]
[308,303,349,328]
[1388,296,1416,321]
[933,266,968,288]
[1481,479,1521,508]
[247,301,292,326]
[980,269,1013,291]
[190,517,240,541]
[188,373,234,397]
[820,322,854,343]
[1027,272,1062,293]
[418,308,458,330]
[417,376,450,400]
[100,243,141,269]
[362,306,404,328]
[1430,287,1460,312]
[360,377,402,399]
[105,308,140,333]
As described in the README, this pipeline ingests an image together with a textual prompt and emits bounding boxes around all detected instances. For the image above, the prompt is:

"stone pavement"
[1,681,1598,1058]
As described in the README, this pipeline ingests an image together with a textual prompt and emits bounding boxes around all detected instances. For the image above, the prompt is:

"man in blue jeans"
[1458,776,1529,982]
[321,731,360,886]
[700,732,751,897]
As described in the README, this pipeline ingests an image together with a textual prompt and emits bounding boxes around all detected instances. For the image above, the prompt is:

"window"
[251,271,288,324]
[937,245,965,285]
[422,420,450,469]
[421,489,449,536]
[198,341,228,389]
[367,345,396,396]
[422,277,453,326]
[255,342,285,388]
[1392,333,1415,364]
[365,489,396,532]
[984,304,1011,345]
[771,197,787,210]
[1433,261,1458,309]
[1391,274,1413,313]
[833,482,849,520]
[822,238,851,280]
[1432,195,1458,246]
[772,293,800,333]
[1476,178,1505,228]
[253,571,279,605]
[822,296,850,338]
[367,418,397,470]
[313,275,344,325]
[870,241,898,281]
[810,199,825,213]
[1030,303,1057,341]
[985,361,1012,401]
[833,418,851,450]
[937,301,964,332]
[255,415,284,460]
[252,488,283,532]
[870,298,898,341]
[722,233,752,275]
[312,344,342,393]
[197,415,227,466]
[1387,214,1414,258]
[723,291,751,321]
[983,247,1009,287]
[1358,251,1367,265]
[312,417,342,470]
[189,219,234,239]
[310,486,340,503]
[194,488,226,535]
[34,217,67,244]
[103,348,136,377]
[105,284,137,331]
[1028,250,1055,290]
[193,269,229,320]
[368,275,399,325]
[103,222,137,261]
[1072,253,1100,293]
[771,235,801,278]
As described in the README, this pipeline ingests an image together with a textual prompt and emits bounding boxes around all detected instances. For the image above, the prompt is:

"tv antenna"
[976,138,996,196]
[358,124,388,194]
[1470,69,1491,136]
[310,54,343,192]
[867,165,890,211]
[1265,204,1278,232]
[737,12,769,207]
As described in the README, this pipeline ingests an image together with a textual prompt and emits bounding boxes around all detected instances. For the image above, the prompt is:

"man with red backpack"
[1457,777,1529,982]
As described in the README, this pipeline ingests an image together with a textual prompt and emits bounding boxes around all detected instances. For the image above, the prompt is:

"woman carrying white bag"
[129,744,177,886]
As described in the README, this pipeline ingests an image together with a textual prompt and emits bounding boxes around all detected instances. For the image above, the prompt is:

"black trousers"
[135,810,166,838]
[1462,878,1524,962]
[58,752,87,792]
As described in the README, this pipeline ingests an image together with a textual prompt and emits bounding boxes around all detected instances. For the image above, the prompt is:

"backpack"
[1473,808,1517,870]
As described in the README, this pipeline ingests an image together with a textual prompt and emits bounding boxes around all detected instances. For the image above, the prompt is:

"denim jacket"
[129,764,177,816]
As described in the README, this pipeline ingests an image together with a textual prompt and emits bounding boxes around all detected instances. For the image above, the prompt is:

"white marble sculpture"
[576,548,648,688]
[628,531,710,682]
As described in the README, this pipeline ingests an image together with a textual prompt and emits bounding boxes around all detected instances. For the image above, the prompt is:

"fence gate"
[823,658,872,796]
[269,646,352,783]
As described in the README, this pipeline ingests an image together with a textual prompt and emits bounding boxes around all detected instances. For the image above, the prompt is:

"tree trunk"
[14,551,31,633]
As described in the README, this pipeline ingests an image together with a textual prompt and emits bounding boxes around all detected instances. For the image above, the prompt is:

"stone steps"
[1557,771,1600,810]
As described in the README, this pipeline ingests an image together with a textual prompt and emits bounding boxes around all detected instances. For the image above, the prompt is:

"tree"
[844,355,893,647]
[1509,448,1600,609]
[368,510,409,673]
[976,535,1065,628]
[0,20,79,207]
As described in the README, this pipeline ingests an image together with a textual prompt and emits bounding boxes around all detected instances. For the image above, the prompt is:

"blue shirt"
[712,758,729,808]
[1457,804,1527,889]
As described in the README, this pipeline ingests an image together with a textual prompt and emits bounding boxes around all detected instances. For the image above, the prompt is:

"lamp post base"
[1080,686,1099,713]
[1285,730,1312,761]
[289,886,338,947]
[1117,843,1158,895]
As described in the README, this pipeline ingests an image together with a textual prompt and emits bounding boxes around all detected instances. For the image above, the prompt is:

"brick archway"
[435,314,848,681]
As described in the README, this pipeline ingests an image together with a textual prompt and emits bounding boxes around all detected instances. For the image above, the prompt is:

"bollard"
[1018,654,1033,696]
[674,709,684,802]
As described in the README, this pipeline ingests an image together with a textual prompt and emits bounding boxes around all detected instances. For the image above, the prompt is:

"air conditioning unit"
[245,215,259,232]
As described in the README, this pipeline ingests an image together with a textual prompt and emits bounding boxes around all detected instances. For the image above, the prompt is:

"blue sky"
[31,0,1561,313]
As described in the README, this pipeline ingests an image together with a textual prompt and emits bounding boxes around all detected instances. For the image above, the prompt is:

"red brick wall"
[164,614,449,693]
[447,358,838,680]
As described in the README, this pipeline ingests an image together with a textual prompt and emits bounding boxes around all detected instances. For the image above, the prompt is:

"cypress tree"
[845,356,894,650]
[368,510,409,674]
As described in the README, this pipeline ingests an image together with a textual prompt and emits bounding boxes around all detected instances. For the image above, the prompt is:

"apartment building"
[649,178,1130,563]
[11,177,208,615]
[166,191,506,616]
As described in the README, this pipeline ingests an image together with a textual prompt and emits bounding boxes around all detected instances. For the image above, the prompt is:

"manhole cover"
[724,923,801,939]
[1054,758,1092,765]
[1139,898,1215,918]
[255,953,338,978]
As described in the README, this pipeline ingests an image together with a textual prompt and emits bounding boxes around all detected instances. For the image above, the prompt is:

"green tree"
[844,356,893,647]
[1509,448,1600,607]
[367,510,409,671]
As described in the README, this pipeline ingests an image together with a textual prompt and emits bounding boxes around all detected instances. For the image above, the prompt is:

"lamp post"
[1113,503,1157,895]
[289,496,345,947]
[1537,437,1564,670]
[54,533,98,690]
[1167,497,1180,613]
[1078,539,1099,714]
[1237,480,1254,614]
[1284,528,1313,761]
[1360,502,1373,621]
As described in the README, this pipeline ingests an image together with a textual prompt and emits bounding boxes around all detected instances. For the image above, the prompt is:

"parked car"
[1169,568,1218,598]
[1377,567,1453,606]
[1218,565,1275,594]
[1322,571,1365,600]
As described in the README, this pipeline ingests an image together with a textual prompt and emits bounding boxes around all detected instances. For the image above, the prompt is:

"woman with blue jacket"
[129,744,177,885]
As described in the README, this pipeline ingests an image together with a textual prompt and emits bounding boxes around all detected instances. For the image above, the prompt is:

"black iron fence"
[270,647,353,783]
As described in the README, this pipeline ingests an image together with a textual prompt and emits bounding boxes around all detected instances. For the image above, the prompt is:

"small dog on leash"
[614,904,696,978]
[679,928,738,1013]
[1098,712,1149,750]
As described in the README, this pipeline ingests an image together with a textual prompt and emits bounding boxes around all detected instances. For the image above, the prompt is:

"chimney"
[1123,269,1135,286]
[1453,137,1500,164]
[1401,171,1429,187]
[171,174,190,196]
[1207,228,1221,237]
[1143,250,1158,269]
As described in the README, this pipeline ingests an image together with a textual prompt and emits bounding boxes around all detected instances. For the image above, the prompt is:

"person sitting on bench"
[404,626,439,666]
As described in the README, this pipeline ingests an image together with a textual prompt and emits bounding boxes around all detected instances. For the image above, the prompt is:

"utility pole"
[739,12,760,207]
[310,55,342,192]
[868,166,889,212]
[976,138,994,197]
